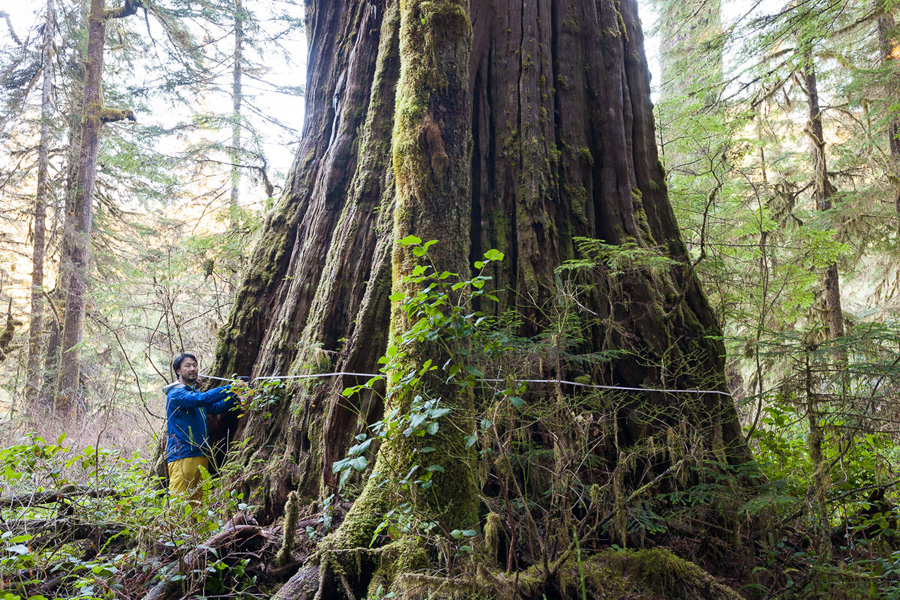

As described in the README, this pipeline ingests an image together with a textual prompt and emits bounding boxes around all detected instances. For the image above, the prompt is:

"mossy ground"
[369,548,743,600]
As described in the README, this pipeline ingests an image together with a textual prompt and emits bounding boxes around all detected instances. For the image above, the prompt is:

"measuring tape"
[200,372,732,396]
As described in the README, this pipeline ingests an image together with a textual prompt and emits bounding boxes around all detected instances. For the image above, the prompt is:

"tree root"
[269,543,745,600]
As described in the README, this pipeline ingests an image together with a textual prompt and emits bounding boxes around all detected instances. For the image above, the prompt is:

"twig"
[550,459,684,578]
[0,11,21,45]
[0,487,118,508]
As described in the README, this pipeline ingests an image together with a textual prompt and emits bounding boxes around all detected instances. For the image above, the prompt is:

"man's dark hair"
[172,353,198,377]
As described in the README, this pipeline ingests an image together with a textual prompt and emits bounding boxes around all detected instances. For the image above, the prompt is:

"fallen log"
[0,517,128,551]
[141,513,271,600]
[0,487,119,508]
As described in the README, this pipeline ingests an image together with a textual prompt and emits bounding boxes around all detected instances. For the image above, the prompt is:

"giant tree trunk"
[213,0,753,594]
[214,0,750,572]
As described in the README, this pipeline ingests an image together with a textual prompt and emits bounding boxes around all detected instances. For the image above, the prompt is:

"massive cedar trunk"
[214,0,749,540]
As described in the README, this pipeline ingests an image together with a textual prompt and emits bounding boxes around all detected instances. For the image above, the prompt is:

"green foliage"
[558,237,678,277]
[0,431,269,599]
[238,377,285,419]
[337,239,506,551]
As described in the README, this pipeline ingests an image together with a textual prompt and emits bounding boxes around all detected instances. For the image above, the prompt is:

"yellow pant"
[168,456,209,500]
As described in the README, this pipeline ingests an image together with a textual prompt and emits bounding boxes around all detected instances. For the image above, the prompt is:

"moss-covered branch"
[104,0,141,20]
[98,108,136,123]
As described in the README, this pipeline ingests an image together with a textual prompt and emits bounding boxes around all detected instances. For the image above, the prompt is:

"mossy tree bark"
[25,0,54,408]
[803,53,844,341]
[54,0,138,414]
[213,0,751,575]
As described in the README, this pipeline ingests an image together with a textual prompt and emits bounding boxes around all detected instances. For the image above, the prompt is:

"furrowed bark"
[215,0,750,526]
[54,0,136,412]
[329,0,477,558]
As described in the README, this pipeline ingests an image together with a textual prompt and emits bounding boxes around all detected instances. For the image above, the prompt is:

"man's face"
[177,357,199,385]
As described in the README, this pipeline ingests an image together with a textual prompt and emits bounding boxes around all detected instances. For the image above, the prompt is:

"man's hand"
[227,379,249,401]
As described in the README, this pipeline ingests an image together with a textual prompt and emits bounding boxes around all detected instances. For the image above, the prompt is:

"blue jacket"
[164,382,237,463]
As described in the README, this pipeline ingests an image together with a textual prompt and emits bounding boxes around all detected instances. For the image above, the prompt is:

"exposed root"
[269,537,743,600]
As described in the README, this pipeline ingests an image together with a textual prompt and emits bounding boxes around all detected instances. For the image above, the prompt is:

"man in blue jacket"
[164,353,247,499]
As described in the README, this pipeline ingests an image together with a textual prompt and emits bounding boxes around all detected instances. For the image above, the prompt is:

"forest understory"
[4,0,900,598]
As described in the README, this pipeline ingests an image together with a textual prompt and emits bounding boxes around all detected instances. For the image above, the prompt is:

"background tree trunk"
[876,1,900,236]
[214,0,749,524]
[803,54,844,340]
[54,0,136,412]
[55,0,109,414]
[25,0,54,407]
[230,0,244,208]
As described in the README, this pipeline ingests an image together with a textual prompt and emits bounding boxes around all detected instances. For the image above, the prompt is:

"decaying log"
[0,517,128,548]
[140,513,270,600]
[0,487,119,508]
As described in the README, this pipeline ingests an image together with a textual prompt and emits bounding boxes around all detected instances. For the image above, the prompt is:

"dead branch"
[0,11,21,44]
[141,513,270,600]
[0,487,118,508]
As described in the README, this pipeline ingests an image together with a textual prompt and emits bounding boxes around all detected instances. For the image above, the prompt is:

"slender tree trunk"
[55,0,108,413]
[25,0,54,407]
[44,95,84,396]
[230,0,244,208]
[803,54,844,340]
[55,0,137,413]
[876,1,900,235]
